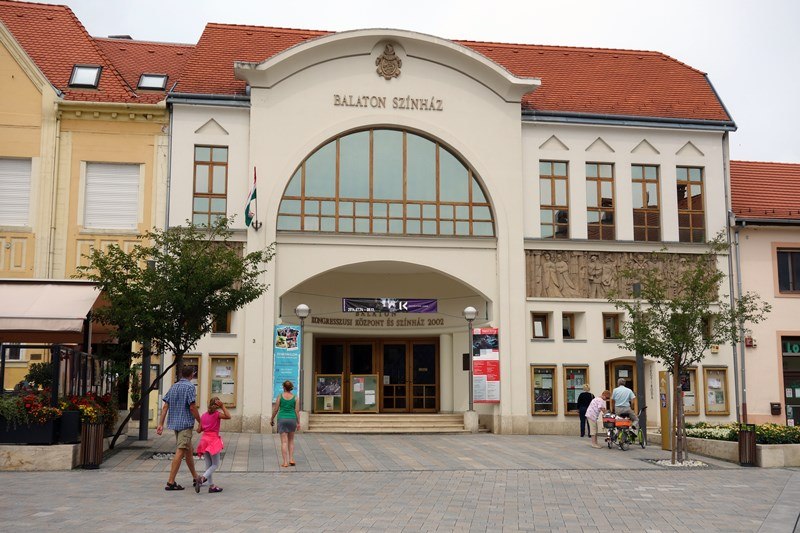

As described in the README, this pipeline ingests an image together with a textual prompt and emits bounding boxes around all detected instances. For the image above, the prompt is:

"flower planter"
[0,418,56,445]
[58,411,81,444]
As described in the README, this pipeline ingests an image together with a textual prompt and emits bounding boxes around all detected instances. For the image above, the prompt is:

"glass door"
[411,343,437,412]
[382,343,407,412]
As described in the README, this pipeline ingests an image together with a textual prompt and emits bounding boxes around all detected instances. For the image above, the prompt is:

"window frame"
[532,313,549,339]
[561,313,575,340]
[69,64,102,88]
[0,157,32,227]
[703,366,729,415]
[531,364,558,415]
[602,313,621,340]
[631,164,661,242]
[563,365,589,415]
[777,248,800,294]
[539,160,569,239]
[676,166,705,243]
[586,162,615,240]
[192,145,229,227]
[212,311,232,334]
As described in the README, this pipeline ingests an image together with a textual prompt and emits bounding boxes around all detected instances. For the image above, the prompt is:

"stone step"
[307,413,467,433]
[305,427,471,434]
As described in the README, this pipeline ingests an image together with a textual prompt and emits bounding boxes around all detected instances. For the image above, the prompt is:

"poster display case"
[209,355,237,407]
[563,366,588,414]
[350,374,379,413]
[703,366,729,415]
[531,365,557,415]
[182,355,201,394]
[315,374,343,413]
[679,367,699,415]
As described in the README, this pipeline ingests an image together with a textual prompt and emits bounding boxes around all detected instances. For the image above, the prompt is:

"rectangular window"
[564,366,588,414]
[212,312,232,334]
[209,355,237,407]
[180,355,201,394]
[531,365,557,414]
[603,313,621,339]
[539,161,569,239]
[777,249,800,293]
[677,167,705,243]
[586,163,615,240]
[631,164,660,242]
[562,313,575,339]
[0,158,32,226]
[703,367,729,415]
[679,367,699,415]
[69,65,102,88]
[193,146,228,227]
[532,313,549,339]
[84,163,140,229]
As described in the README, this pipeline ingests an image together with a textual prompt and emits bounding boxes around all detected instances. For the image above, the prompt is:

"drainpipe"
[722,131,741,423]
[733,225,748,424]
[165,100,173,230]
[47,104,61,278]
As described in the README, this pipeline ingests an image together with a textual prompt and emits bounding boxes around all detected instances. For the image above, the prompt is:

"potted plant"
[0,387,61,444]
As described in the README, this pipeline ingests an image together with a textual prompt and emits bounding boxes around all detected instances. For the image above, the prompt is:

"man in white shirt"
[611,378,638,426]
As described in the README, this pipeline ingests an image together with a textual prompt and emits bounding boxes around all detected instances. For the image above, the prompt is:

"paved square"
[1,431,798,532]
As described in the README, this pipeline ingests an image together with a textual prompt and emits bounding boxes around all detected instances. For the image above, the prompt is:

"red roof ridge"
[94,36,195,48]
[732,159,800,167]
[0,0,63,12]
[205,22,330,36]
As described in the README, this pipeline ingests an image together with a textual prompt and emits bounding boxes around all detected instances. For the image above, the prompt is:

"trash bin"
[738,424,756,466]
[80,422,105,469]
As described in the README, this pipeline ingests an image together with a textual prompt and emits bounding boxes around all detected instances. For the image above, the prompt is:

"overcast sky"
[38,0,800,163]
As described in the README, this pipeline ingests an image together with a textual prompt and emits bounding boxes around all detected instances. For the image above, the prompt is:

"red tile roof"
[731,161,800,221]
[178,23,731,123]
[94,37,193,104]
[0,0,133,102]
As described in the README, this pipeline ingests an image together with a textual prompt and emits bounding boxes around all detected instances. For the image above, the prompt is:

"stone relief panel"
[525,250,707,299]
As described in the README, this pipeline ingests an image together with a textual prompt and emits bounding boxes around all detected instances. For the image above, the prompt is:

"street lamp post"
[462,306,478,412]
[294,304,310,412]
[633,283,647,443]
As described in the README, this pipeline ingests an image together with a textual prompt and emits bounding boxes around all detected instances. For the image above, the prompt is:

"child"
[195,396,230,493]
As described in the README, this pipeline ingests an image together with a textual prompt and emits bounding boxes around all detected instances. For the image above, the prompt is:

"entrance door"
[381,341,438,412]
[411,342,437,412]
[607,360,638,410]
[382,343,408,412]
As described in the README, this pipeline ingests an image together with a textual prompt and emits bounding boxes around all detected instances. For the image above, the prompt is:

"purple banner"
[342,298,438,313]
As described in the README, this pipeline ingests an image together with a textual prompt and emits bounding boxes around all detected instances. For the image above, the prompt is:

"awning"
[0,280,101,343]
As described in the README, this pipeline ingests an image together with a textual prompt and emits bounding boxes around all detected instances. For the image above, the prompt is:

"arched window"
[277,129,494,236]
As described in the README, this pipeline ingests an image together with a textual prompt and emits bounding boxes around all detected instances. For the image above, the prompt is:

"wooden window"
[679,367,699,415]
[212,312,232,334]
[193,146,228,227]
[631,164,660,242]
[602,313,621,339]
[677,167,705,243]
[586,162,615,240]
[532,313,549,338]
[531,365,557,414]
[277,129,493,236]
[562,313,575,339]
[777,249,800,293]
[539,161,569,239]
[703,367,729,415]
[564,366,589,414]
[209,355,237,408]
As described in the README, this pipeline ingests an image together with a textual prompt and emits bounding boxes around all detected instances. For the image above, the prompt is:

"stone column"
[439,333,453,412]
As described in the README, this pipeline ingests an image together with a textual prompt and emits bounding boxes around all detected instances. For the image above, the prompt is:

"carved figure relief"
[527,250,705,299]
[376,44,402,80]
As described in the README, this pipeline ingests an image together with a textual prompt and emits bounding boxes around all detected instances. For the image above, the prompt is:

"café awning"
[0,280,101,343]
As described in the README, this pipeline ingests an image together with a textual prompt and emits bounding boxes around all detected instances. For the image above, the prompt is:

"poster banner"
[472,327,500,403]
[342,298,437,313]
[273,325,301,400]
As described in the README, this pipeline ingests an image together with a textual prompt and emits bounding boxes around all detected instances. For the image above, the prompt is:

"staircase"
[306,413,468,433]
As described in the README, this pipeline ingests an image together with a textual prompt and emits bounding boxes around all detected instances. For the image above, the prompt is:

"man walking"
[157,365,203,491]
[611,377,638,426]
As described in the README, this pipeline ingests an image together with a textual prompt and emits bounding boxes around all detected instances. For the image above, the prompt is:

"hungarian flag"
[245,169,257,227]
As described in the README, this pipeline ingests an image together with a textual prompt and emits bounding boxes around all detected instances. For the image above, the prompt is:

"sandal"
[165,482,185,491]
[195,476,205,493]
[289,461,296,466]
[280,463,289,468]
[209,485,223,493]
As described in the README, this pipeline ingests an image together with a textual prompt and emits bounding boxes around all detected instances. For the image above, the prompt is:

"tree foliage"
[609,235,770,462]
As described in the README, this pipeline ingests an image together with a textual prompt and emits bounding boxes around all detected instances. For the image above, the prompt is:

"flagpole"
[251,167,262,230]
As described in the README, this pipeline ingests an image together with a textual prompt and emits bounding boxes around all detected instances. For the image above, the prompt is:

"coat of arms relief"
[376,43,402,80]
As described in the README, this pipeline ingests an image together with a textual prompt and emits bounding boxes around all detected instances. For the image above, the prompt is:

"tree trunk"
[672,358,679,464]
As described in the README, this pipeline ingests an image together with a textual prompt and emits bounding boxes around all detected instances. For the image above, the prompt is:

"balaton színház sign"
[333,94,444,111]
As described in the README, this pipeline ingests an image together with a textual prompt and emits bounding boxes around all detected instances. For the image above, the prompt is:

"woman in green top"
[270,380,301,467]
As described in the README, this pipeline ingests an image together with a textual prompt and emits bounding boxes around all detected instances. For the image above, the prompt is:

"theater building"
[163,24,739,434]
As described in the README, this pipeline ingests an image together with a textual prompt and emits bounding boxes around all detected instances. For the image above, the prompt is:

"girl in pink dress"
[195,396,230,493]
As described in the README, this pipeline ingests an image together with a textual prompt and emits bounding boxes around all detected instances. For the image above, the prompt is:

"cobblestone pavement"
[2,431,799,532]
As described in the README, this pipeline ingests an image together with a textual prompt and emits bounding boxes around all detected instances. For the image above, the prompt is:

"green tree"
[77,217,274,446]
[610,237,770,463]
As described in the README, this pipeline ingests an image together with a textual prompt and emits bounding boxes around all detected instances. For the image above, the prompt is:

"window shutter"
[0,158,32,226]
[84,163,140,229]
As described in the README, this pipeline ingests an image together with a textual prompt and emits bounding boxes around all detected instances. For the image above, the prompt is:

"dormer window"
[69,65,102,88]
[138,73,168,90]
